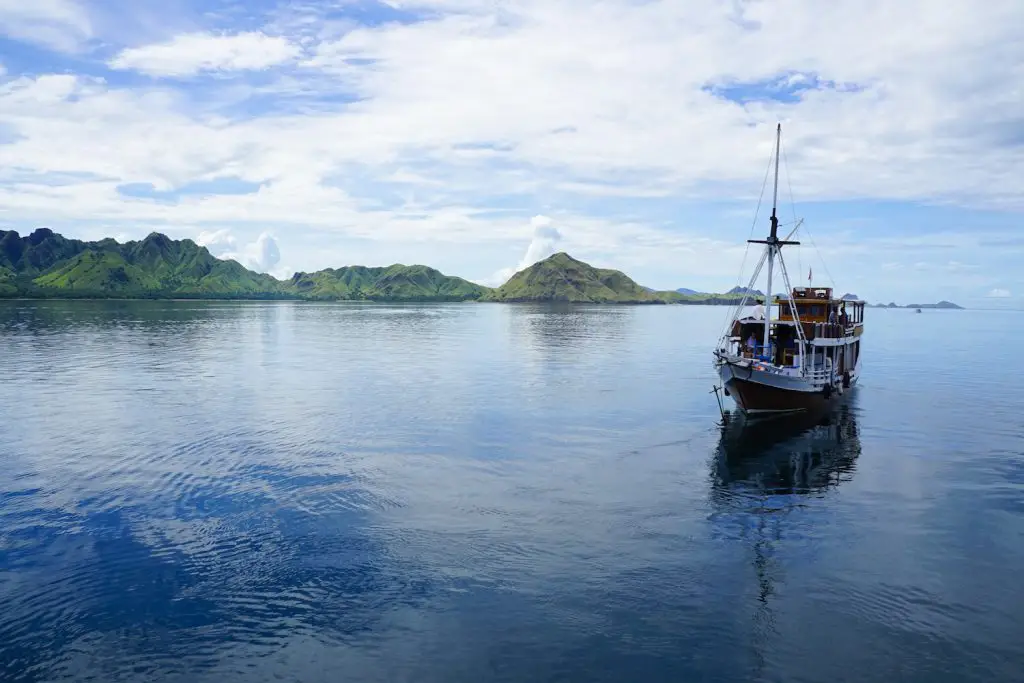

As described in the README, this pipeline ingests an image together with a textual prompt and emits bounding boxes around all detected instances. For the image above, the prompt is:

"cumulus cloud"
[0,0,92,53]
[488,215,563,286]
[196,228,237,252]
[517,216,563,270]
[0,0,1022,301]
[248,232,282,273]
[198,230,282,275]
[987,288,1012,298]
[109,32,301,76]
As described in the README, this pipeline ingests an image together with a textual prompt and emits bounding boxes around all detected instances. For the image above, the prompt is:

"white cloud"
[198,229,282,275]
[988,288,1012,298]
[293,0,1024,205]
[486,215,563,285]
[0,0,92,52]
[0,0,1022,302]
[195,228,237,252]
[516,215,563,270]
[248,232,282,273]
[909,260,979,273]
[109,32,301,76]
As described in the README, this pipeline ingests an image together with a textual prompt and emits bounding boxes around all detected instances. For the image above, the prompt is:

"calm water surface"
[1,301,1022,682]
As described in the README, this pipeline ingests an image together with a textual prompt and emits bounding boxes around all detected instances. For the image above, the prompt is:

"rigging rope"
[799,222,836,289]
[780,134,803,286]
[744,145,775,273]
[780,133,835,289]
[721,145,775,334]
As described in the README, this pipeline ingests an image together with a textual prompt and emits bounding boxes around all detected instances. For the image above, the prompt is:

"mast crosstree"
[746,124,801,349]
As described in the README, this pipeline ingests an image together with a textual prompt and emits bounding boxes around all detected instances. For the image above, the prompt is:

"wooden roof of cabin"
[774,296,856,305]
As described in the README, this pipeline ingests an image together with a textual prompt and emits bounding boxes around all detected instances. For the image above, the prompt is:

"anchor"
[711,384,730,424]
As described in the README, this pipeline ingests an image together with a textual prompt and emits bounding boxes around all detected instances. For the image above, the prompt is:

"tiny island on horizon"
[1,228,963,308]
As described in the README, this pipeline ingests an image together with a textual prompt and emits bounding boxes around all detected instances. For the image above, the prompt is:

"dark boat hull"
[724,377,833,414]
[717,358,858,415]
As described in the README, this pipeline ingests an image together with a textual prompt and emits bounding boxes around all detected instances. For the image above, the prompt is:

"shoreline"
[0,296,747,306]
[0,296,968,308]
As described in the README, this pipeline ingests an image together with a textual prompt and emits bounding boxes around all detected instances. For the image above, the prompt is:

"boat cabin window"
[734,296,864,346]
[728,321,802,366]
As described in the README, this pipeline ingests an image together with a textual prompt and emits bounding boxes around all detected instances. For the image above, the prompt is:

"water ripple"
[1,301,1022,682]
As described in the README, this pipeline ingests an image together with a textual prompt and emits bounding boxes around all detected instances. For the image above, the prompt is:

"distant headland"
[866,300,965,310]
[0,228,962,308]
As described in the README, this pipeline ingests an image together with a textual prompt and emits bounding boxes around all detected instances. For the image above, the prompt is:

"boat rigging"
[712,124,865,416]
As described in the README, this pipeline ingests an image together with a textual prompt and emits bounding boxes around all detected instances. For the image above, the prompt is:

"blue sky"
[1,0,1023,306]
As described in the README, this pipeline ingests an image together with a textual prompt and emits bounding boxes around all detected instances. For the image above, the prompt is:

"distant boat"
[713,124,864,416]
[915,308,922,313]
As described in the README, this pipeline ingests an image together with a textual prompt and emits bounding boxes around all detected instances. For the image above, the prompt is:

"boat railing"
[807,322,857,339]
[804,367,832,382]
[803,353,836,383]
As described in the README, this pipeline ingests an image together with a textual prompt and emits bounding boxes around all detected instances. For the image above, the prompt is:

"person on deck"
[746,333,757,355]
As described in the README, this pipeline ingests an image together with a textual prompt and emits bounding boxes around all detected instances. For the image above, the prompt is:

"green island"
[0,228,961,307]
[868,301,965,310]
[0,228,749,304]
[486,252,748,304]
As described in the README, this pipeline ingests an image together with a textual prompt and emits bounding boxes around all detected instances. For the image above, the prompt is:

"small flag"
[808,267,812,283]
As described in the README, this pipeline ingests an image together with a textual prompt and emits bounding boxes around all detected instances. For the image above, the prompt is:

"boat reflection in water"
[711,400,861,496]
[706,401,863,675]
[707,402,862,677]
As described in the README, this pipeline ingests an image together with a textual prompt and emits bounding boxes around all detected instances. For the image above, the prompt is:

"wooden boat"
[713,124,865,415]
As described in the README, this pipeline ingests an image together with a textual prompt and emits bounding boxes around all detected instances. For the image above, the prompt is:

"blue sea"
[1,300,1021,682]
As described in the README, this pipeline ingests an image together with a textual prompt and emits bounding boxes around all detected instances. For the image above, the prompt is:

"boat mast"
[762,124,782,351]
[747,124,800,357]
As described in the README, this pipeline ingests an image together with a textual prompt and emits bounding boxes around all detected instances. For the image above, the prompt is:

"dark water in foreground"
[1,300,1022,682]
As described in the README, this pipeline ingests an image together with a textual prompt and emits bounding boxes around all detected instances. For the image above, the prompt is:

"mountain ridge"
[3,229,282,298]
[285,264,487,301]
[0,228,962,307]
[870,300,964,310]
[0,229,488,301]
[484,252,665,303]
